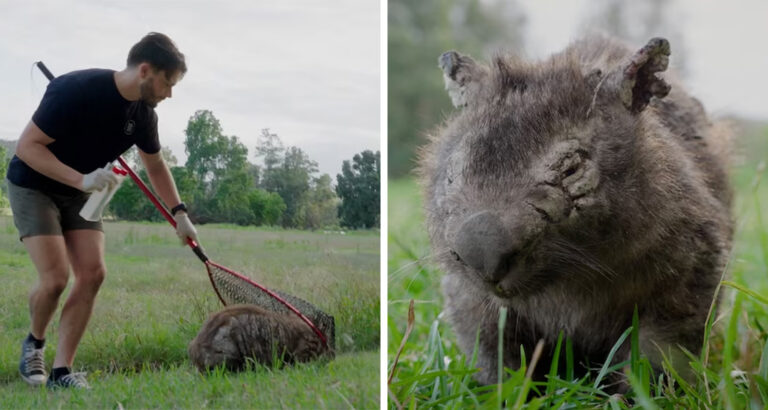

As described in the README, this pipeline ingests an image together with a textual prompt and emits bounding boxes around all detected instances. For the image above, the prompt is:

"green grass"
[2,353,378,408]
[387,124,768,408]
[0,219,379,408]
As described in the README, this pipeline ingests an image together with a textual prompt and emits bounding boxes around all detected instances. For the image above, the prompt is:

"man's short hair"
[127,32,187,78]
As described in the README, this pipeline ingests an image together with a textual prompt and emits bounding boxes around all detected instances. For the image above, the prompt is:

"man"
[7,32,198,389]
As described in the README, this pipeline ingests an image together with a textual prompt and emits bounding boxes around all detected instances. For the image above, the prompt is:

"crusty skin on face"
[420,35,732,385]
[188,304,334,372]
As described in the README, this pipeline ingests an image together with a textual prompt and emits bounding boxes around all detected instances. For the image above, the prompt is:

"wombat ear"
[614,37,672,113]
[439,51,486,108]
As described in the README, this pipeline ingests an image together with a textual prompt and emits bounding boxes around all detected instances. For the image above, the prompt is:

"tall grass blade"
[627,371,659,410]
[700,297,719,403]
[722,280,768,305]
[497,306,508,409]
[758,339,768,404]
[547,331,564,400]
[390,369,478,387]
[660,348,704,404]
[593,327,632,389]
[722,292,744,409]
[631,306,640,381]
[455,329,483,408]
[422,318,448,401]
[566,337,574,382]
[512,340,544,410]
[389,299,415,384]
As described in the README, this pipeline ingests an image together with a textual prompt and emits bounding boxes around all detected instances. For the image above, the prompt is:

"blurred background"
[388,0,768,178]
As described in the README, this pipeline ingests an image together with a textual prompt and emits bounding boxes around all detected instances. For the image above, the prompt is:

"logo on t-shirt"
[124,120,136,135]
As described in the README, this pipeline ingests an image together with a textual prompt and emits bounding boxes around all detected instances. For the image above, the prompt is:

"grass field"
[387,123,768,408]
[0,219,380,408]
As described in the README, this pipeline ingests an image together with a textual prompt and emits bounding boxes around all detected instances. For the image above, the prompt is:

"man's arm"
[138,149,182,210]
[139,149,197,244]
[16,120,85,190]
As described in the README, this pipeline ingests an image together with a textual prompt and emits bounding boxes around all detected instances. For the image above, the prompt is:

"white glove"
[174,212,198,245]
[81,166,121,193]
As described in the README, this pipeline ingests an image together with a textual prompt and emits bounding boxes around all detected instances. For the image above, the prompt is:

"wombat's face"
[423,41,670,301]
[188,319,241,371]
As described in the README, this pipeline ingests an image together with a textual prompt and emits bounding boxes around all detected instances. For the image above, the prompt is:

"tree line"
[0,110,380,230]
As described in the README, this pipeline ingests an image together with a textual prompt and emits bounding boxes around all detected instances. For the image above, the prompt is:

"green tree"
[275,146,319,228]
[304,174,340,230]
[247,189,286,226]
[254,128,285,192]
[388,0,524,177]
[183,110,250,223]
[247,162,261,188]
[112,111,275,226]
[185,110,224,183]
[206,169,255,225]
[255,131,329,228]
[184,110,248,187]
[336,150,380,229]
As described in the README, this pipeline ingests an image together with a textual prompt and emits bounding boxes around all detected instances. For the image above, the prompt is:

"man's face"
[139,66,182,108]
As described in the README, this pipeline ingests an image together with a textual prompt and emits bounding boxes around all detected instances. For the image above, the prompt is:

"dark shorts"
[7,179,102,240]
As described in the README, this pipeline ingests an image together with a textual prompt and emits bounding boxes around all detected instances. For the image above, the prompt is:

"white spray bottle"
[79,163,128,222]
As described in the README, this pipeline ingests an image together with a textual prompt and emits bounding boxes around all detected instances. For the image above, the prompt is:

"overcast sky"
[520,0,768,121]
[0,0,380,178]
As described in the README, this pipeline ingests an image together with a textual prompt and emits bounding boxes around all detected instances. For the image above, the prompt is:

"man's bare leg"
[53,229,106,369]
[23,235,71,340]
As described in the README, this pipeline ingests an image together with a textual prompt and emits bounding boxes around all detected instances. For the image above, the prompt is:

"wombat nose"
[452,211,517,283]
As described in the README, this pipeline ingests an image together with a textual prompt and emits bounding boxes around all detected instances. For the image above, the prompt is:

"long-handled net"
[36,61,334,350]
[118,156,334,349]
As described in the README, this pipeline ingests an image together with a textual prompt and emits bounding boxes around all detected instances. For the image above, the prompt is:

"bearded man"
[7,32,197,389]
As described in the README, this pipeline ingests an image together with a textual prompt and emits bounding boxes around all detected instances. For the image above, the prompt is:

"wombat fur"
[188,304,334,372]
[418,35,733,386]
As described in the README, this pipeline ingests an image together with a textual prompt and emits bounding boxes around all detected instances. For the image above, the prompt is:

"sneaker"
[46,372,91,390]
[19,339,47,386]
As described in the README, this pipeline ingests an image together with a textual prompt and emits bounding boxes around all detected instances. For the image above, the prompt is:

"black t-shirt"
[7,68,161,195]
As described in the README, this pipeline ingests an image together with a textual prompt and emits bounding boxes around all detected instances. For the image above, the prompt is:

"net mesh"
[205,262,335,350]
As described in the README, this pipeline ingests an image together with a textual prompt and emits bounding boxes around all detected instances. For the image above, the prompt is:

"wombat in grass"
[418,35,733,386]
[188,304,334,372]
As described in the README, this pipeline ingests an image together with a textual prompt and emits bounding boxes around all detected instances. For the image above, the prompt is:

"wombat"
[418,35,733,386]
[188,304,334,372]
